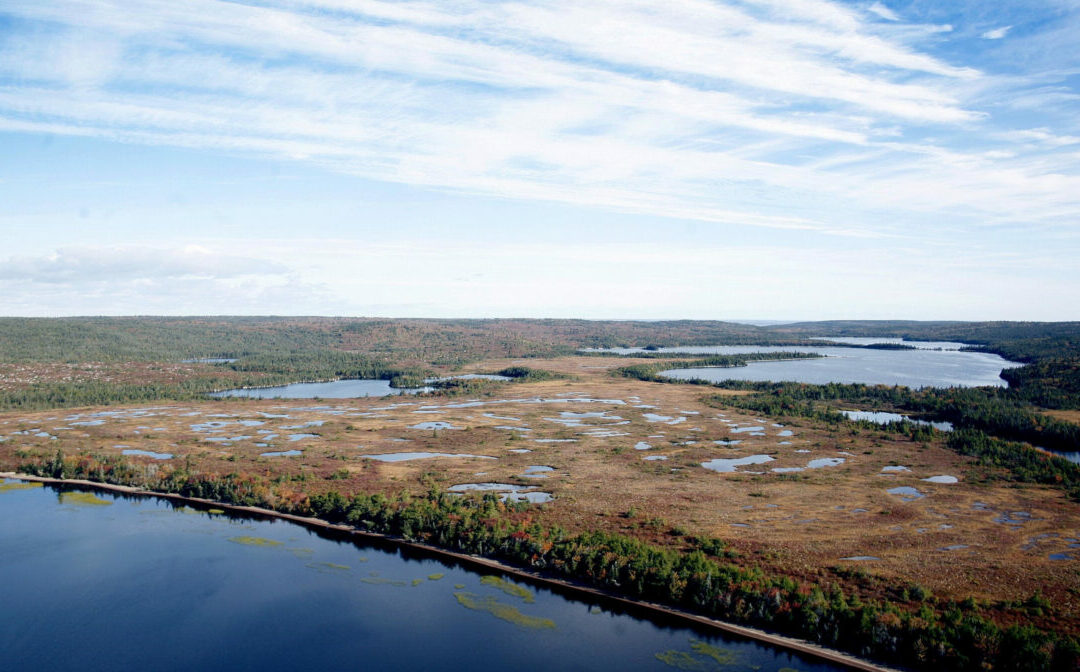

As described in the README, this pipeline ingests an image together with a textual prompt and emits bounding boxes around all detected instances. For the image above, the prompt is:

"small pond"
[922,475,959,484]
[261,450,303,458]
[839,410,953,432]
[887,486,925,501]
[446,483,554,503]
[521,466,554,478]
[701,455,775,473]
[360,452,495,462]
[409,422,461,431]
[121,449,173,460]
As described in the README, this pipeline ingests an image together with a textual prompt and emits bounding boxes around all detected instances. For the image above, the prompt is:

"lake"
[210,374,512,399]
[595,343,1020,388]
[0,479,842,672]
[210,379,432,399]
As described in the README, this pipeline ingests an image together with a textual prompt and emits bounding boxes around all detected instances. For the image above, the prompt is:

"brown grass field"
[3,356,1078,633]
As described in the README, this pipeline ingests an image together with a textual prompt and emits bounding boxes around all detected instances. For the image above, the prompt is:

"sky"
[0,0,1078,320]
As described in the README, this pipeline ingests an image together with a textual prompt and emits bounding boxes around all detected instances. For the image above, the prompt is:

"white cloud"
[982,26,1012,40]
[867,2,899,22]
[1006,128,1080,147]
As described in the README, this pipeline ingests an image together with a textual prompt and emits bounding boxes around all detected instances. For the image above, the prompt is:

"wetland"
[2,317,1079,671]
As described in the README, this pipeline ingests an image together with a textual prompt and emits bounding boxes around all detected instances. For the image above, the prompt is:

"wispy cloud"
[981,26,1012,40]
[0,0,1077,241]
[868,3,900,22]
[0,246,287,284]
[0,245,347,315]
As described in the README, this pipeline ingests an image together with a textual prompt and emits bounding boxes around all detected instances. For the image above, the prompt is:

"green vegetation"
[655,639,740,670]
[0,317,784,410]
[612,352,821,384]
[946,429,1080,500]
[480,575,535,603]
[0,481,42,493]
[0,316,797,365]
[59,491,111,506]
[227,536,284,547]
[0,375,284,412]
[453,592,556,629]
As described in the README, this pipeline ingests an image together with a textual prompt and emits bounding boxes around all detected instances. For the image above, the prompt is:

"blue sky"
[1,0,1078,319]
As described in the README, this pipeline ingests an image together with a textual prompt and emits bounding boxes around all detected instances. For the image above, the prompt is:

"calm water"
[210,379,432,399]
[811,337,965,350]
[210,374,511,399]
[838,410,954,432]
[597,343,1021,388]
[0,480,842,672]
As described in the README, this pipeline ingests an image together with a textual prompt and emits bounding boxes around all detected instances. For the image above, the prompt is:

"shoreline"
[2,471,902,672]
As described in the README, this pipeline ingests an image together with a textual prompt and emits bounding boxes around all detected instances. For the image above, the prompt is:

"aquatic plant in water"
[0,481,43,493]
[227,536,283,547]
[360,576,408,587]
[480,575,535,603]
[312,562,350,571]
[655,639,739,670]
[60,492,111,506]
[452,592,555,629]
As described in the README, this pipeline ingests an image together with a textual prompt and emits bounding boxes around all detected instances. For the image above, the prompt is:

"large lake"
[597,343,1021,388]
[0,480,841,672]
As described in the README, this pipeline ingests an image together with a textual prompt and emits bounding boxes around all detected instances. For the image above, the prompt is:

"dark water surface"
[0,480,842,672]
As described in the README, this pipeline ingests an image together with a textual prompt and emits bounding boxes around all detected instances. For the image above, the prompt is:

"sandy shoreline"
[1,471,902,672]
